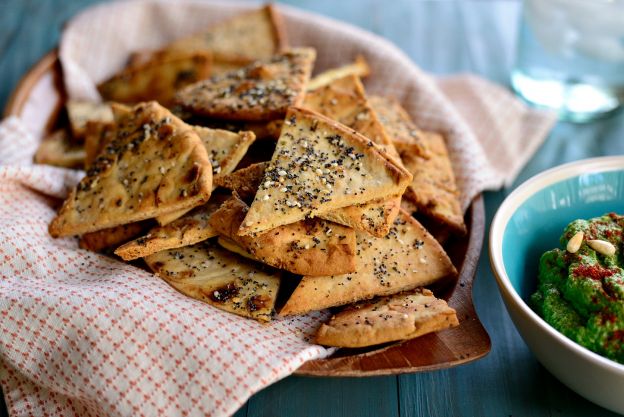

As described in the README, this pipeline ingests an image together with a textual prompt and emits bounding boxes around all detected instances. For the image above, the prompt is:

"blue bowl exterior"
[502,169,624,300]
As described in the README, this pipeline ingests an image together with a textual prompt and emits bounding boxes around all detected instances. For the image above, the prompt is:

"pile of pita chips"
[44,5,466,344]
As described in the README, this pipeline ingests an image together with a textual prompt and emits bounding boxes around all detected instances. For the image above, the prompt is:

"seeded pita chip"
[79,221,151,253]
[238,107,412,236]
[213,162,269,201]
[315,288,459,348]
[303,74,406,236]
[84,121,117,169]
[154,126,256,225]
[164,5,287,62]
[49,102,213,237]
[216,159,399,237]
[307,56,370,91]
[280,210,456,316]
[175,48,316,121]
[145,240,280,322]
[209,194,357,276]
[98,51,212,106]
[398,133,466,234]
[66,101,114,140]
[34,129,85,169]
[114,194,228,261]
[369,95,431,158]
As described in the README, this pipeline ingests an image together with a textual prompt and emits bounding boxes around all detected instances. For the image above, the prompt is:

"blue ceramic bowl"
[489,156,624,414]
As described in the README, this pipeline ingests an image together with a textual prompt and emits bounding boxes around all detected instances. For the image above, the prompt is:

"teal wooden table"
[2,1,624,416]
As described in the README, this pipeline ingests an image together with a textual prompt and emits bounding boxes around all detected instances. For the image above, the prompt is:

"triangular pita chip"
[34,129,85,169]
[307,55,370,91]
[369,95,431,158]
[49,102,213,237]
[315,288,459,348]
[145,240,280,322]
[213,162,269,201]
[164,4,287,61]
[175,48,316,121]
[98,51,212,106]
[303,74,405,236]
[397,132,466,234]
[66,100,113,140]
[238,107,412,236]
[216,160,400,237]
[84,120,120,169]
[280,210,456,316]
[209,194,357,276]
[79,221,151,253]
[154,126,256,225]
[115,194,228,261]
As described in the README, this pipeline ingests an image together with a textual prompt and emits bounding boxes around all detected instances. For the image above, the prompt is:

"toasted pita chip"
[315,288,459,347]
[320,196,401,238]
[175,48,316,121]
[216,159,399,237]
[238,107,411,236]
[66,101,114,140]
[79,221,151,253]
[164,5,287,62]
[398,133,466,234]
[49,102,212,237]
[84,121,117,168]
[280,210,456,316]
[213,162,269,201]
[114,194,228,261]
[145,240,280,322]
[209,194,357,276]
[307,55,370,91]
[98,51,212,106]
[369,95,431,158]
[303,74,406,236]
[154,126,256,225]
[34,129,85,169]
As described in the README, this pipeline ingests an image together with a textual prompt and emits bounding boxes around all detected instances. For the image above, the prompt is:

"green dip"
[531,213,624,364]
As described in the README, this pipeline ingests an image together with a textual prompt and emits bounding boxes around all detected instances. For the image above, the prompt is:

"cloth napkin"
[0,1,556,416]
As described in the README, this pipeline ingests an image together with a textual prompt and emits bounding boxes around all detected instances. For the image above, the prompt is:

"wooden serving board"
[4,51,490,377]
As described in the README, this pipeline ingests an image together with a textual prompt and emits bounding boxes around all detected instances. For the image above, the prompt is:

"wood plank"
[247,375,399,417]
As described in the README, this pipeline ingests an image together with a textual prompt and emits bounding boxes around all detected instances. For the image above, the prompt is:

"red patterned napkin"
[0,1,556,416]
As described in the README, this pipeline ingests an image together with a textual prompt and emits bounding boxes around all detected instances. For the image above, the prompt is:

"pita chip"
[114,194,228,261]
[238,107,412,236]
[154,126,256,225]
[315,288,459,348]
[280,210,456,316]
[398,132,466,234]
[49,102,213,237]
[98,51,212,106]
[164,4,287,62]
[145,240,280,322]
[209,194,357,276]
[303,77,406,236]
[307,55,370,91]
[175,48,316,121]
[66,100,114,141]
[213,162,269,201]
[79,221,151,253]
[369,95,431,158]
[34,129,85,169]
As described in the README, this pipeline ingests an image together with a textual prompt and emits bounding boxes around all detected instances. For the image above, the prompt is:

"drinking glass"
[511,0,624,122]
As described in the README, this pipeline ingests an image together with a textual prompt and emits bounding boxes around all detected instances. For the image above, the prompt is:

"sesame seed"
[159,167,166,174]
[278,170,287,176]
[263,195,270,201]
[245,221,253,226]
[280,187,288,192]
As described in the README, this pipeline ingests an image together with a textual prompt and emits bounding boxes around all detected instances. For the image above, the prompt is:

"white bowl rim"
[490,155,624,373]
